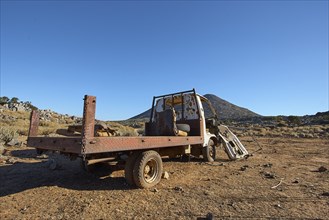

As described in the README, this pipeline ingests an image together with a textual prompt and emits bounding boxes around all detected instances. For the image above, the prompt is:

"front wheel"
[133,150,163,188]
[203,139,216,162]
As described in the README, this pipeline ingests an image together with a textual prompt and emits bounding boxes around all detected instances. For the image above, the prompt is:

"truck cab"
[145,89,248,162]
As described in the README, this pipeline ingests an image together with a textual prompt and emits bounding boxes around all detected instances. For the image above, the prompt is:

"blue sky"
[1,0,328,120]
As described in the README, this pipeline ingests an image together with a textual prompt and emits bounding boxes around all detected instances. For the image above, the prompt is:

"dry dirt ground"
[0,136,328,219]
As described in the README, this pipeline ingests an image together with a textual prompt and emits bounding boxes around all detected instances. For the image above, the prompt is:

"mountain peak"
[130,93,260,120]
[203,94,260,119]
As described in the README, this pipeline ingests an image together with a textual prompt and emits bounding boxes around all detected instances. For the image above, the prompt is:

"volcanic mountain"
[130,94,260,120]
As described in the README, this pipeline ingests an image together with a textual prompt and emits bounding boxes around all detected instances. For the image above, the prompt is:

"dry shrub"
[39,121,50,127]
[280,127,289,132]
[40,128,57,136]
[313,127,323,133]
[17,129,29,136]
[117,126,138,136]
[0,127,18,144]
[253,127,263,132]
[105,121,138,136]
[290,132,299,138]
[305,133,314,138]
[136,128,144,136]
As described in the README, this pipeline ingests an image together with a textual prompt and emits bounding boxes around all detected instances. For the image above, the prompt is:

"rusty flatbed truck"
[27,89,248,188]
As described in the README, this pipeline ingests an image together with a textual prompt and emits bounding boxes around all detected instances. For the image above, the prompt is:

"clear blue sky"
[1,0,328,120]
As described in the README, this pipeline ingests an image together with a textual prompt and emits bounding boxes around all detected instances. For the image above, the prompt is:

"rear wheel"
[124,151,141,186]
[133,150,163,188]
[203,139,216,162]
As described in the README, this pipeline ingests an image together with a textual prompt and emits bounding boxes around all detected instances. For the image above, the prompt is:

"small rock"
[318,166,327,172]
[240,167,247,171]
[263,163,273,168]
[162,171,169,180]
[152,188,159,193]
[20,206,28,212]
[292,180,299,184]
[37,154,48,159]
[274,203,283,209]
[115,209,123,213]
[240,165,248,171]
[321,192,329,197]
[0,155,8,164]
[227,201,237,210]
[174,186,184,192]
[6,138,20,146]
[6,158,16,164]
[264,172,275,179]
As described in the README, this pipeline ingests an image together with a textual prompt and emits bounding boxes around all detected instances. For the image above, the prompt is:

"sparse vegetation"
[0,96,38,110]
[1,96,328,140]
[0,127,18,144]
[287,115,301,126]
[105,121,138,136]
[0,96,9,105]
[232,124,329,139]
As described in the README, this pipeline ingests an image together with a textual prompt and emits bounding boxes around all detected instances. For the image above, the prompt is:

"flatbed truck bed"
[27,95,204,155]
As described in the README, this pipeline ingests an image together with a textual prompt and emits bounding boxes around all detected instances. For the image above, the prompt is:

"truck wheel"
[124,151,141,186]
[133,150,163,188]
[203,139,216,162]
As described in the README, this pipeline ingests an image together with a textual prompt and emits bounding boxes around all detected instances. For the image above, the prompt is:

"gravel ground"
[1,136,328,219]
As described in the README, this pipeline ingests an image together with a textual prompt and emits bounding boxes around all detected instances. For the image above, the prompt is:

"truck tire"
[203,139,216,162]
[124,151,141,186]
[133,150,163,188]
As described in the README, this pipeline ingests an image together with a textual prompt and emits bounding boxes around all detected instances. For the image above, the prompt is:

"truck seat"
[155,108,190,136]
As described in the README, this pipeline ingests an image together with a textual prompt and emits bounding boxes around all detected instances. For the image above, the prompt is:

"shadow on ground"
[0,155,132,197]
[1,149,227,197]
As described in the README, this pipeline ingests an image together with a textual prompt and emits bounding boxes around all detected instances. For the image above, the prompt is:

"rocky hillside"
[130,93,260,120]
[0,97,141,148]
[203,94,260,119]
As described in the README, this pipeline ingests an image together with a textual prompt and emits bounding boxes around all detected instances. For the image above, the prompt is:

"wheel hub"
[144,159,158,183]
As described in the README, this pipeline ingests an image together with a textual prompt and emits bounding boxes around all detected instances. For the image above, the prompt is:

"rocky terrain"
[0,96,328,219]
